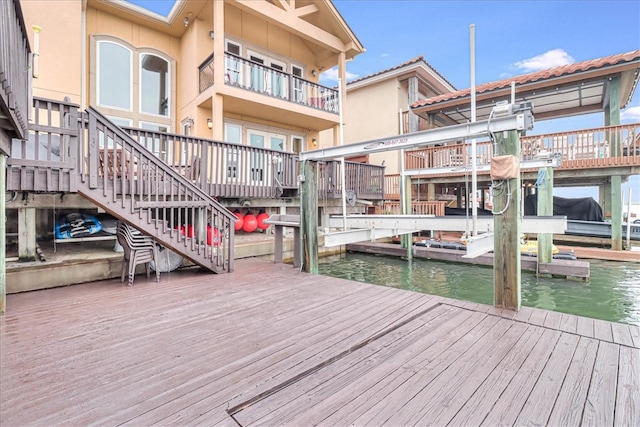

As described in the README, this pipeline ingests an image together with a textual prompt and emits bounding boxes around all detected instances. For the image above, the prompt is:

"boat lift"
[299,101,565,257]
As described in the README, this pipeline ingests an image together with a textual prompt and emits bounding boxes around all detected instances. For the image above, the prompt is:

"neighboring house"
[320,56,456,175]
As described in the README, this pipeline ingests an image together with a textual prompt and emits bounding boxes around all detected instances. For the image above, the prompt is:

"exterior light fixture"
[312,138,317,146]
[209,31,215,39]
[184,16,189,27]
[311,69,317,77]
[207,118,213,129]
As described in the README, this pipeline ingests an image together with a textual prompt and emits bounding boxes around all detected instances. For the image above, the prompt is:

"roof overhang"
[412,50,640,125]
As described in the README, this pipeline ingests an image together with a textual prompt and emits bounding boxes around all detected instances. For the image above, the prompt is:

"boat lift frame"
[299,102,565,251]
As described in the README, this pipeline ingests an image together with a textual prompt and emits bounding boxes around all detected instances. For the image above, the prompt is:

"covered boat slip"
[1,259,638,426]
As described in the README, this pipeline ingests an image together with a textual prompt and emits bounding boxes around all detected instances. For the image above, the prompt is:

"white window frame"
[225,40,243,85]
[247,49,266,92]
[97,41,133,112]
[139,52,171,118]
[291,64,304,103]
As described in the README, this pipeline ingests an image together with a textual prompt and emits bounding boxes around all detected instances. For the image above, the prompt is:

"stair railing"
[78,106,235,273]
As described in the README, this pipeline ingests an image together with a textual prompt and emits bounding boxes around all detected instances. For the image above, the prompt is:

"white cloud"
[381,53,389,58]
[512,49,575,73]
[320,67,360,83]
[621,105,640,122]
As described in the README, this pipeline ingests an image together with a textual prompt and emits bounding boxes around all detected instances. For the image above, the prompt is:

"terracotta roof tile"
[412,50,640,108]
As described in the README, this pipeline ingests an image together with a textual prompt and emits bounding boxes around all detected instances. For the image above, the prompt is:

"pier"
[1,258,637,426]
[346,241,592,280]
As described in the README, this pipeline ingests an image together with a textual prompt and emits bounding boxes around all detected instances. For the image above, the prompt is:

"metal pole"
[626,188,632,249]
[470,24,478,236]
[338,78,347,231]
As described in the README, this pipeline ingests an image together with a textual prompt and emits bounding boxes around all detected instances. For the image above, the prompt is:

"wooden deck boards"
[1,258,638,426]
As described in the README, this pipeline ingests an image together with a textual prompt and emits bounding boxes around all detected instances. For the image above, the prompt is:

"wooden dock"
[1,258,638,426]
[348,241,591,280]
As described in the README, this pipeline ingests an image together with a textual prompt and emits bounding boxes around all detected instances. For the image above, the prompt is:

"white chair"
[116,222,159,286]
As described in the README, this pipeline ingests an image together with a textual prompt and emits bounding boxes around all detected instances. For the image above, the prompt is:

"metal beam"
[462,232,495,258]
[299,106,534,161]
[324,228,419,247]
[328,215,567,234]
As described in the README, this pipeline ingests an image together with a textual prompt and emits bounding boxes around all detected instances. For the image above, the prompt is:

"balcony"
[402,123,640,175]
[382,123,640,199]
[198,53,339,114]
[8,97,387,202]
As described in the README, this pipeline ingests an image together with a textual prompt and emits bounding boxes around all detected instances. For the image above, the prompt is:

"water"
[318,252,640,326]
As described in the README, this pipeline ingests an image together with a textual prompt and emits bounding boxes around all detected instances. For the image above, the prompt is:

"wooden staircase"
[75,107,235,274]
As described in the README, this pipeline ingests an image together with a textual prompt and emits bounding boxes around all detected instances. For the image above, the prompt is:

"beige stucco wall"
[20,0,346,148]
[21,1,83,104]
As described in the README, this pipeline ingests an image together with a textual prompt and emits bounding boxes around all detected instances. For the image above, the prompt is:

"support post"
[400,174,413,260]
[493,130,521,311]
[18,207,37,262]
[0,153,6,313]
[610,175,622,251]
[537,166,554,265]
[301,161,318,273]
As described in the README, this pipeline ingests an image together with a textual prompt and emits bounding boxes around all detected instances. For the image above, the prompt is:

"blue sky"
[128,0,639,201]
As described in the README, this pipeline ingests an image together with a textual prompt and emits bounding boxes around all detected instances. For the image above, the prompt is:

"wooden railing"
[199,52,339,114]
[400,110,432,134]
[123,128,299,199]
[0,0,31,142]
[78,107,236,273]
[318,161,385,201]
[402,123,640,176]
[378,201,446,216]
[7,97,78,192]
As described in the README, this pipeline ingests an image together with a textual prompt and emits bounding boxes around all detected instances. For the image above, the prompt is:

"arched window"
[140,53,169,117]
[97,41,132,110]
[93,37,173,130]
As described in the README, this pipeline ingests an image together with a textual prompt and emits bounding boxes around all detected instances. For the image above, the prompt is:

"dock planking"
[1,258,638,426]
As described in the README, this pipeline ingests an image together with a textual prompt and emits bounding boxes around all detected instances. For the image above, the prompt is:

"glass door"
[249,131,265,182]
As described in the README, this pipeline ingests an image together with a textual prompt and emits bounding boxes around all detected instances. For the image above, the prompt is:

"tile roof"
[347,55,456,89]
[412,49,640,108]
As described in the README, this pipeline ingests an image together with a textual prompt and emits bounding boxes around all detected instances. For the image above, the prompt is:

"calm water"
[318,252,640,326]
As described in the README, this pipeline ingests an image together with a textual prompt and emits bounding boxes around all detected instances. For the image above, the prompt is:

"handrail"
[123,127,299,198]
[403,122,640,174]
[199,52,339,114]
[318,161,385,200]
[80,107,235,273]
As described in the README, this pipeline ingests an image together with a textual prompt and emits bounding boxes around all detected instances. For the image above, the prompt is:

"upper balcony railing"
[198,52,339,114]
[402,122,640,177]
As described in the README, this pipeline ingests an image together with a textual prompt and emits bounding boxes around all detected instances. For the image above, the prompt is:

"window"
[106,116,132,128]
[292,136,303,154]
[248,51,266,92]
[248,131,265,182]
[93,37,173,132]
[292,65,304,102]
[225,40,242,85]
[140,53,169,116]
[97,41,132,110]
[270,59,286,98]
[139,122,170,162]
[225,123,242,178]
